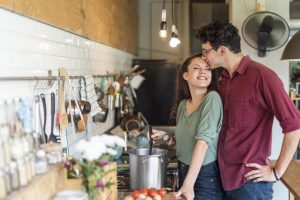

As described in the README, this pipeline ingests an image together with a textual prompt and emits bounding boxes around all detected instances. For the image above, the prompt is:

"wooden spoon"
[59,70,68,131]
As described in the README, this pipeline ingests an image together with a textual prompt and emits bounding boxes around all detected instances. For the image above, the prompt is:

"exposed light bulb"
[159,29,167,38]
[159,9,167,38]
[169,32,180,48]
[169,37,178,48]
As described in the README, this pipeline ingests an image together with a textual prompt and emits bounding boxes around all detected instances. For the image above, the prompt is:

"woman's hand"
[175,185,194,200]
[148,129,167,140]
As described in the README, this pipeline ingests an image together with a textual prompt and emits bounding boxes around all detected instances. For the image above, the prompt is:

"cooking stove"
[116,150,178,192]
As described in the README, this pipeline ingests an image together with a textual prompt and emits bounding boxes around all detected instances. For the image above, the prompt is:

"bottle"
[0,169,7,199]
[9,161,19,191]
[17,158,28,187]
[25,156,32,182]
[4,166,11,195]
[28,153,36,178]
[35,150,48,174]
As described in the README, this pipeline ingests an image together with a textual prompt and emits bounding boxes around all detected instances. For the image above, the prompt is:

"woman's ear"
[183,72,188,81]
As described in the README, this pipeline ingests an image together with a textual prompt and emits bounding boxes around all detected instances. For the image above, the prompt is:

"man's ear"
[219,46,227,56]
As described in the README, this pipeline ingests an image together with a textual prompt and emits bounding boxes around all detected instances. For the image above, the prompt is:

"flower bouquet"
[64,134,125,200]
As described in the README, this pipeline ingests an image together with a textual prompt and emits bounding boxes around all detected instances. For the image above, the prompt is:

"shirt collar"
[221,55,251,79]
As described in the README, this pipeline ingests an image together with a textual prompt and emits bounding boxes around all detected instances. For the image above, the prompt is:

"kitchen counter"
[280,160,300,199]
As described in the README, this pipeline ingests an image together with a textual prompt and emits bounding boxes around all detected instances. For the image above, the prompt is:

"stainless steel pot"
[128,148,168,189]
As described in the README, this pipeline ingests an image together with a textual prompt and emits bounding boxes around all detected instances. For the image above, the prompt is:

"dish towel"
[84,75,102,117]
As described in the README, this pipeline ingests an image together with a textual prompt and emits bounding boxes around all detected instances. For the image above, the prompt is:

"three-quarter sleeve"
[195,91,223,143]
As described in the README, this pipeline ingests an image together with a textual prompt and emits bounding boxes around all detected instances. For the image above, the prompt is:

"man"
[196,21,300,199]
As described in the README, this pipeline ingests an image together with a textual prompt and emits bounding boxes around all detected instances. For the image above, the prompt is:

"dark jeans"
[224,181,273,200]
[178,160,225,200]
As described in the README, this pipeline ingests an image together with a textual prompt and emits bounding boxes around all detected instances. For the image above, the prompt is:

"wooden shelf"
[7,164,65,200]
[7,162,118,200]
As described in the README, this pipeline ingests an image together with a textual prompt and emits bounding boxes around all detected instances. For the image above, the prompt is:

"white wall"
[0,8,133,154]
[230,0,290,199]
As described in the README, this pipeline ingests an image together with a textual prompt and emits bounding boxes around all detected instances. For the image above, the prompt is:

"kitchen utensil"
[128,147,168,189]
[60,68,85,131]
[65,100,91,121]
[94,87,105,102]
[148,126,153,155]
[49,93,59,143]
[120,115,141,132]
[34,95,46,145]
[40,94,48,143]
[59,79,68,131]
[92,103,108,122]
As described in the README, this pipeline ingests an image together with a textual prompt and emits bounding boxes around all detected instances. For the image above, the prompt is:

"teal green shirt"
[175,91,223,166]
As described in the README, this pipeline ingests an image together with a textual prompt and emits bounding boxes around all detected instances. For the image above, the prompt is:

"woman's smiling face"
[183,57,212,89]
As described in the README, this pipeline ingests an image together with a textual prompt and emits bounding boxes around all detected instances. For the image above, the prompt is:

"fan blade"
[244,16,261,48]
[268,19,289,49]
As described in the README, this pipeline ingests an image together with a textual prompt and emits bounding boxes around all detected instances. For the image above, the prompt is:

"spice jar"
[35,150,48,174]
[0,169,7,199]
[17,158,28,187]
[9,161,19,191]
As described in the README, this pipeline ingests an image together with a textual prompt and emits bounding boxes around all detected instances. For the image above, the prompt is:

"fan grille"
[242,11,290,52]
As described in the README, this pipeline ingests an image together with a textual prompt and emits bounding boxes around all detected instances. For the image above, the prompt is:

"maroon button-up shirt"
[218,56,300,191]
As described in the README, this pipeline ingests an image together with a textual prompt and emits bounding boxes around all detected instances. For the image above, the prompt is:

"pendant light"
[159,0,168,38]
[169,0,180,48]
[281,30,300,60]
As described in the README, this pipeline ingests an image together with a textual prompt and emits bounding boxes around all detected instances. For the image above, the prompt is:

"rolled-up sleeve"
[195,92,223,143]
[259,68,300,133]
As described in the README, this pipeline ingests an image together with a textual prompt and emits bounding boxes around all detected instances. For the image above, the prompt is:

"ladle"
[149,126,153,155]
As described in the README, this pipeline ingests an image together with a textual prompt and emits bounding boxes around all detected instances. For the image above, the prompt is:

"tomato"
[131,190,140,198]
[148,189,158,197]
[157,188,167,197]
[152,194,162,200]
[140,187,148,196]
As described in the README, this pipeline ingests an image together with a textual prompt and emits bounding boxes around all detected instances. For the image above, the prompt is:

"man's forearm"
[275,129,300,178]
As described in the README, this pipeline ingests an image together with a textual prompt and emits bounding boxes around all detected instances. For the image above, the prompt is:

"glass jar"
[9,161,19,191]
[0,169,7,199]
[0,141,5,169]
[17,158,28,187]
[1,126,11,165]
[25,156,32,182]
[35,150,48,174]
[4,166,11,194]
[28,153,36,178]
[10,136,24,160]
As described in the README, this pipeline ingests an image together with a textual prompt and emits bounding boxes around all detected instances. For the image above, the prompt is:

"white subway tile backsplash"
[0,8,134,151]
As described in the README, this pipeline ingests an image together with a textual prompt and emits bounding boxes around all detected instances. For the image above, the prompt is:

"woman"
[152,54,224,200]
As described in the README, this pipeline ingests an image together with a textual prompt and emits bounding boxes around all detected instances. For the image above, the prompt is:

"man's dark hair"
[195,21,241,53]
